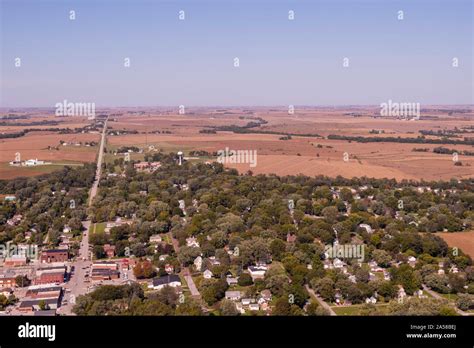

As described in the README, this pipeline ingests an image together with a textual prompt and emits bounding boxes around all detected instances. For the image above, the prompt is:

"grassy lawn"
[93,222,106,234]
[438,293,459,302]
[331,303,390,316]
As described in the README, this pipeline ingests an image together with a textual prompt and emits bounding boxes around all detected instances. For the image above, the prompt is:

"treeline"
[433,147,474,156]
[73,283,203,316]
[0,120,61,127]
[328,134,474,146]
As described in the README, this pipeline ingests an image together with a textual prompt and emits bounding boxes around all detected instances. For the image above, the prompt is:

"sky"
[0,0,473,107]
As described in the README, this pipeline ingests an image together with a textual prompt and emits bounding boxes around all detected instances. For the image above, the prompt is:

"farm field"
[1,106,474,181]
[436,231,474,259]
[0,113,101,179]
[106,106,474,181]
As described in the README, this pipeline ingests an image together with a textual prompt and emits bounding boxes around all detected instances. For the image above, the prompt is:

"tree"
[220,299,240,316]
[456,294,474,311]
[424,273,449,294]
[237,273,253,286]
[15,275,30,287]
[152,286,178,308]
[390,264,421,295]
[273,297,291,315]
[38,299,49,310]
[270,238,286,260]
[306,302,329,316]
[372,249,392,268]
[133,260,157,279]
[177,246,201,266]
[311,277,335,302]
[93,245,106,259]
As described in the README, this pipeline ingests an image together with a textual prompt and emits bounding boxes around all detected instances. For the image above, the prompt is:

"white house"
[194,256,203,271]
[249,303,260,311]
[24,159,46,166]
[186,237,200,248]
[225,290,241,301]
[203,269,213,279]
[365,296,377,304]
[359,224,373,234]
[149,234,162,244]
[248,265,267,280]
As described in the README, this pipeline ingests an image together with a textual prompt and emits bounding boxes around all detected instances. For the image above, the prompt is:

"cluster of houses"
[224,289,272,313]
[133,161,162,173]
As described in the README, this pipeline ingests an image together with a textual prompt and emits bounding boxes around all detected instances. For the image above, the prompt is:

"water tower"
[177,151,183,166]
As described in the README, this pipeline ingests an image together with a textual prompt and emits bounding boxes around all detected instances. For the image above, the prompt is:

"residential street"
[305,284,337,316]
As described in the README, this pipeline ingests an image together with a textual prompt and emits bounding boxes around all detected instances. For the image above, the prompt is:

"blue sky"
[1,0,472,107]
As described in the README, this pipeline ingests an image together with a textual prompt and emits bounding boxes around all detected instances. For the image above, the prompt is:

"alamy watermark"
[55,99,95,117]
[325,243,365,262]
[217,147,257,168]
[0,241,38,260]
[380,99,420,119]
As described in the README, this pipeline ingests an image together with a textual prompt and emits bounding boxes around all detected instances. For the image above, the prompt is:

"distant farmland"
[436,231,474,259]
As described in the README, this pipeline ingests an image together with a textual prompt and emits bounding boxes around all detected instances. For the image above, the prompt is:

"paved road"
[168,232,201,299]
[88,119,107,206]
[58,120,107,315]
[305,285,337,316]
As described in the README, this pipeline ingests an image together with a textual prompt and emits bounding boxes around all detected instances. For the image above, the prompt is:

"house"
[133,161,161,172]
[24,159,46,166]
[150,274,182,290]
[248,265,267,280]
[449,265,459,274]
[359,224,373,234]
[194,256,203,271]
[398,286,407,302]
[365,296,377,304]
[165,264,174,274]
[242,298,253,306]
[260,289,272,303]
[225,290,241,301]
[186,237,200,248]
[149,234,162,244]
[226,277,238,286]
[249,303,260,311]
[286,233,297,243]
[6,214,22,226]
[159,254,169,262]
[103,244,116,258]
[407,256,417,267]
[203,269,213,279]
[208,256,221,266]
[235,302,245,314]
[40,249,68,263]
[333,258,345,269]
